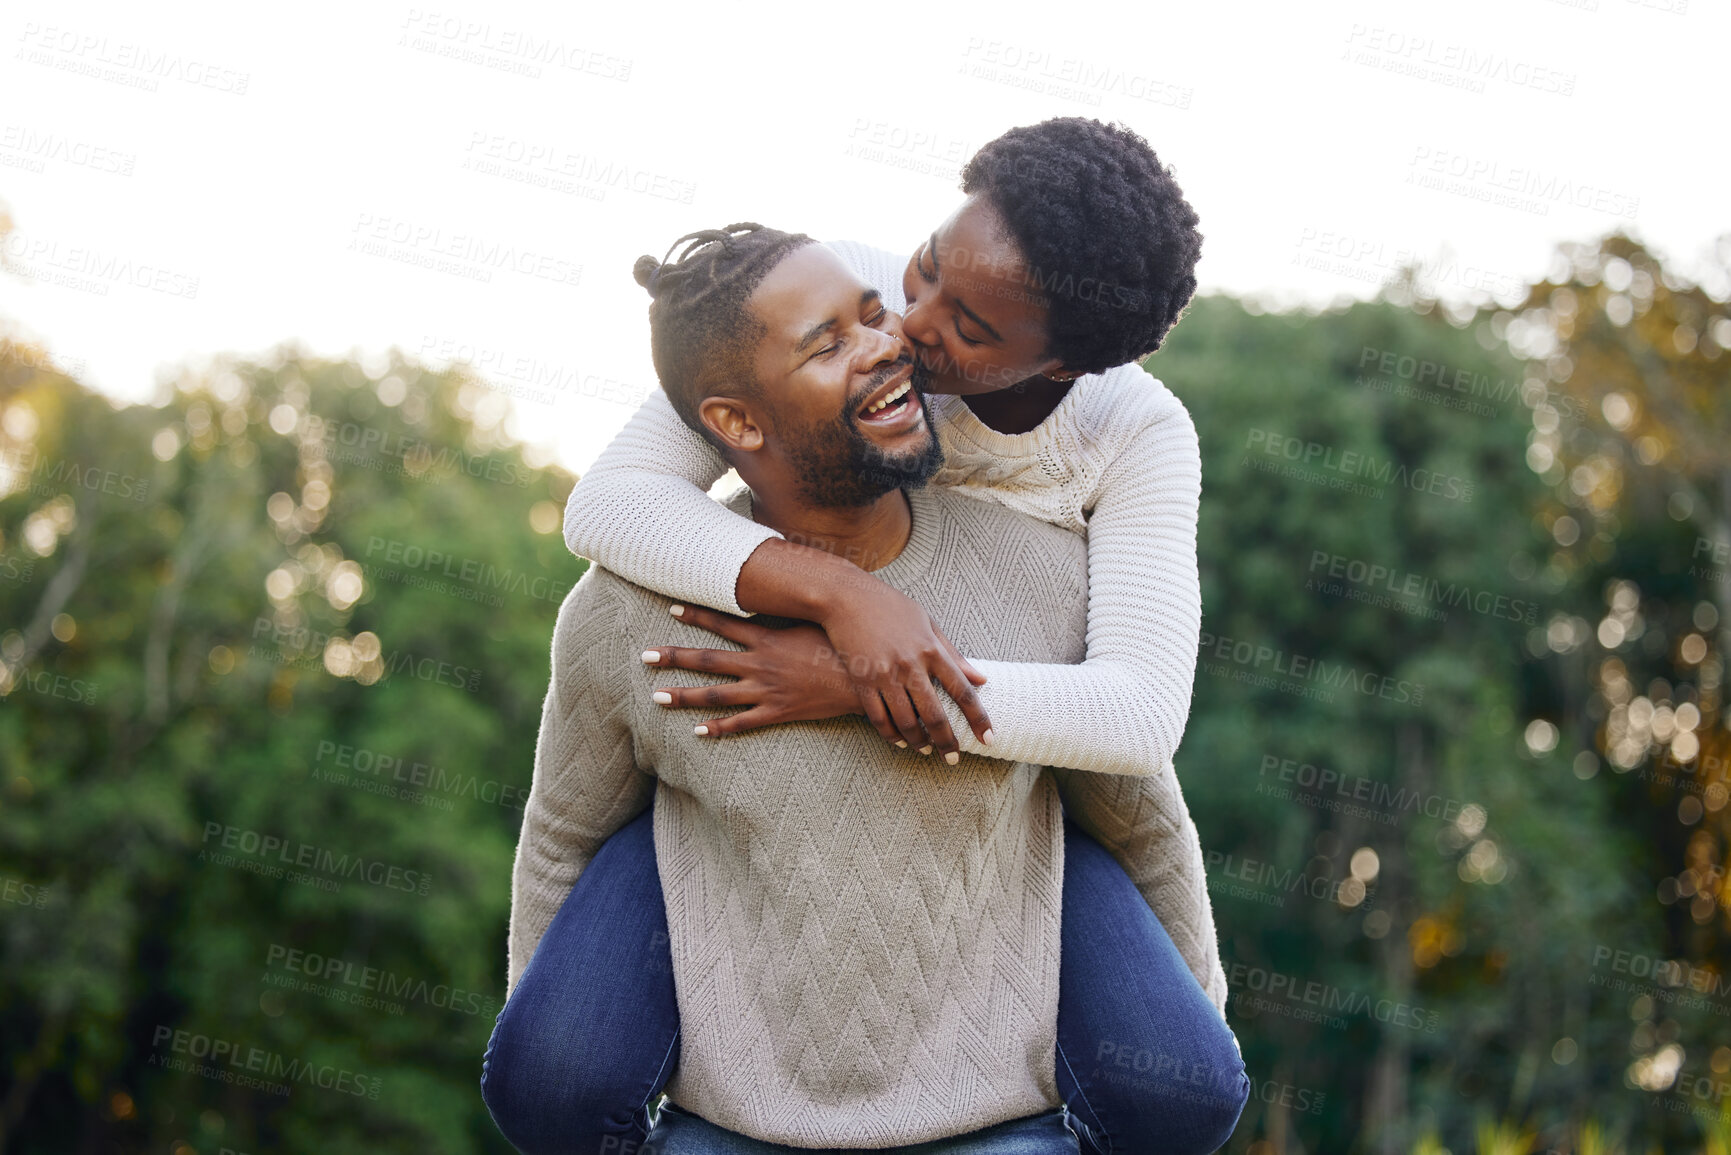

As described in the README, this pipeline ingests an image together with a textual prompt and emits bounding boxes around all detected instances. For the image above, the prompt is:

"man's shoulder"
[554,563,664,653]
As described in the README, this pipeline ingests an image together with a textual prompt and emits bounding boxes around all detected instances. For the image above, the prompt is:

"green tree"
[1479,232,1731,1147]
[0,341,578,1154]
[1151,291,1646,1153]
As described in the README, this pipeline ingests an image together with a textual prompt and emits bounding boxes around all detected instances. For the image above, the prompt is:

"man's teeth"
[866,381,912,414]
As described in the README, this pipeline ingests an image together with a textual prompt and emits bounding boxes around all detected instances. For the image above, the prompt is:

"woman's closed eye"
[916,244,938,284]
[913,244,983,345]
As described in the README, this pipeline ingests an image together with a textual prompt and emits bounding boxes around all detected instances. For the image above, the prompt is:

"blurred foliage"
[1504,235,1729,963]
[0,232,1726,1154]
[1149,232,1729,1155]
[0,343,576,1153]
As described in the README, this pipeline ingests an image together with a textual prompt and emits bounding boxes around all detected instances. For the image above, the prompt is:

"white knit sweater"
[563,240,1225,1011]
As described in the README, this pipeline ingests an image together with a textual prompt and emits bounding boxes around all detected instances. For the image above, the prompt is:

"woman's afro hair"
[961,118,1203,374]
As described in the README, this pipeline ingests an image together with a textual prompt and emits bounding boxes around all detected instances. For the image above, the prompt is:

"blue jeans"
[483,809,1247,1155]
[644,1102,1079,1154]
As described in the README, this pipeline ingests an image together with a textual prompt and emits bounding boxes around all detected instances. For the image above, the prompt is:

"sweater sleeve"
[507,576,657,995]
[562,389,782,617]
[1051,763,1229,1019]
[938,390,1203,778]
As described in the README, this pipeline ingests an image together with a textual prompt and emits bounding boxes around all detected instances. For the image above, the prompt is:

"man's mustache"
[867,352,917,390]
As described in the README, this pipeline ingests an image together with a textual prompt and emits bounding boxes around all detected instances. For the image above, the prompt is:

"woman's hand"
[815,582,992,758]
[642,606,858,735]
[642,598,993,760]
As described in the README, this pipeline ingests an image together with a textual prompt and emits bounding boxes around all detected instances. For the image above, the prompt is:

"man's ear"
[697,394,766,454]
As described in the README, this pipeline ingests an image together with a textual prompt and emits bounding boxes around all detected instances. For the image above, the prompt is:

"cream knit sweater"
[562,240,1225,1011]
[519,486,1099,1145]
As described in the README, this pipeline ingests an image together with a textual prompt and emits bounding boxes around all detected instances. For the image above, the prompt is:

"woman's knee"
[1188,1054,1250,1154]
[1173,1013,1251,1148]
[480,1006,543,1149]
[1137,1017,1247,1154]
[481,968,652,1149]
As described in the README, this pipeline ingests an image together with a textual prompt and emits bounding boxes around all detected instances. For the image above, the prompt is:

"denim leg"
[1054,820,1249,1155]
[644,1104,1078,1154]
[482,806,681,1155]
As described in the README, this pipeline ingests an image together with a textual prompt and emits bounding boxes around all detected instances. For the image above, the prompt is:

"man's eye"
[916,246,938,284]
[954,321,984,347]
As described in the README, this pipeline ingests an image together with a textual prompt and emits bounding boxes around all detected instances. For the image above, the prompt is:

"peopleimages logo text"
[149,1026,379,1098]
[1225,961,1441,1032]
[1245,428,1474,503]
[200,822,432,895]
[1307,551,1539,625]
[1257,754,1469,823]
[0,446,151,502]
[363,536,570,605]
[1199,631,1425,706]
[265,944,499,1017]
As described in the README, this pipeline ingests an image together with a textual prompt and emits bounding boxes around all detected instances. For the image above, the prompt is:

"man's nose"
[865,320,905,369]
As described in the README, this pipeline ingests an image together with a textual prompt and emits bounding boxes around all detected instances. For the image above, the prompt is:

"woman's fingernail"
[982,728,995,746]
[919,745,933,756]
[653,691,673,705]
[694,724,708,736]
[642,650,660,663]
[944,752,960,765]
[669,605,685,617]
[895,740,908,749]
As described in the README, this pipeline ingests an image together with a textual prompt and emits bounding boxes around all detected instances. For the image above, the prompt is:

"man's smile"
[854,359,926,433]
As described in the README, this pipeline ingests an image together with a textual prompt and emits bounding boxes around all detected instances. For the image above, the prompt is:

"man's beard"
[784,362,945,510]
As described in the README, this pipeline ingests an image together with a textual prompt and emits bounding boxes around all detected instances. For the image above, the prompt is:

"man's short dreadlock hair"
[634,223,814,451]
[961,118,1202,375]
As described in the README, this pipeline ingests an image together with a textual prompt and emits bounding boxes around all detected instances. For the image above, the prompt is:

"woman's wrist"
[735,537,879,624]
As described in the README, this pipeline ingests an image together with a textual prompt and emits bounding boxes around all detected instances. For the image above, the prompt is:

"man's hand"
[641,599,993,760]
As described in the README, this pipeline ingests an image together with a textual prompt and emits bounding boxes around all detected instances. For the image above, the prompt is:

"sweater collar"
[721,484,940,590]
[876,486,938,588]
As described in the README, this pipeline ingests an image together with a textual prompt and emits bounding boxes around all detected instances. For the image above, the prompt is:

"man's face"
[745,244,943,508]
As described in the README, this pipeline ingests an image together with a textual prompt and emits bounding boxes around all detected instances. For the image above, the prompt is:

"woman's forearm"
[935,389,1204,777]
[563,391,779,616]
[936,659,1184,775]
[734,537,884,623]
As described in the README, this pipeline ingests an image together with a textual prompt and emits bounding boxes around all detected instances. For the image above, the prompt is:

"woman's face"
[900,194,1065,396]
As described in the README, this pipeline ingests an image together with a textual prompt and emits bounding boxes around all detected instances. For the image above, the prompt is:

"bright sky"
[1,0,1723,472]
